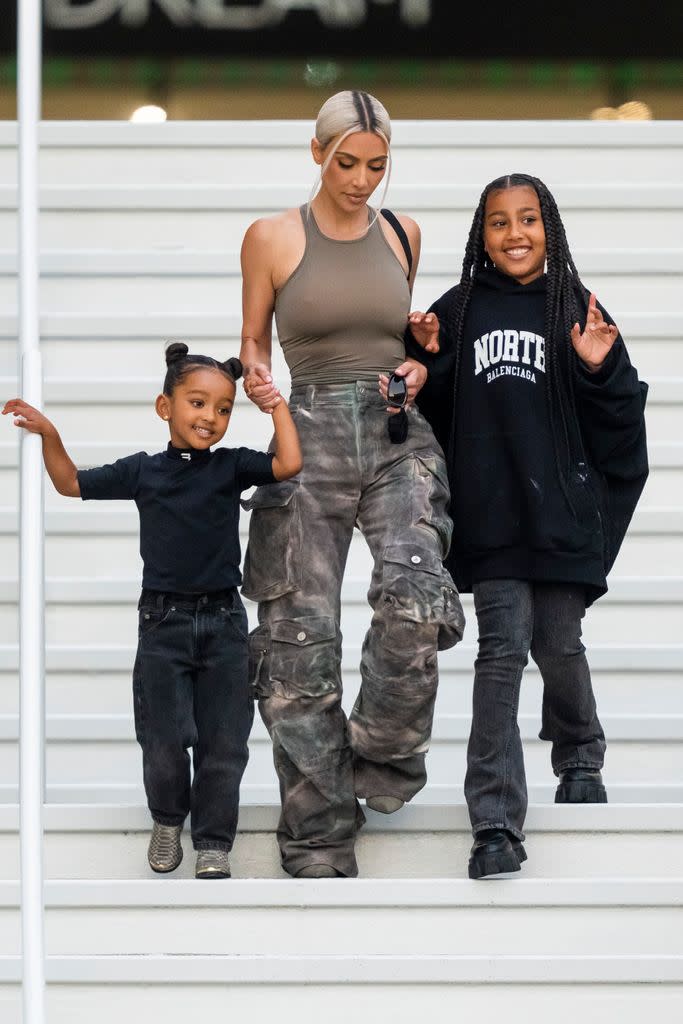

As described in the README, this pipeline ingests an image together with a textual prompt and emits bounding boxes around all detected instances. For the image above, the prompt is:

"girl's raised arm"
[3,399,80,497]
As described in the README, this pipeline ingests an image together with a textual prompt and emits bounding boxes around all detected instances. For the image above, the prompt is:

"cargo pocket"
[241,479,301,602]
[382,542,464,651]
[411,450,453,558]
[269,615,339,700]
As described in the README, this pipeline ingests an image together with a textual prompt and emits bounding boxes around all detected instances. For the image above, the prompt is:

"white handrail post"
[18,1,46,1022]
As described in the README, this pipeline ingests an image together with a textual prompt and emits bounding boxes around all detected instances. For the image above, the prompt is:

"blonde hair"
[310,90,393,228]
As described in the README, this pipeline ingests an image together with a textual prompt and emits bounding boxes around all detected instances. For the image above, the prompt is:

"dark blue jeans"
[133,588,253,852]
[464,579,606,840]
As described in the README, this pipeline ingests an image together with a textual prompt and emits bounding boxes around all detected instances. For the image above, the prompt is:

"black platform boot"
[468,829,523,879]
[555,768,607,803]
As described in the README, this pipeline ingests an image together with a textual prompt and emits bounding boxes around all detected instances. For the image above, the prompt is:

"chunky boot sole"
[468,846,521,880]
[555,780,608,803]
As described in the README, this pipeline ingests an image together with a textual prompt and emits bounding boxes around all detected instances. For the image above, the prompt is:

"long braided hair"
[445,173,590,495]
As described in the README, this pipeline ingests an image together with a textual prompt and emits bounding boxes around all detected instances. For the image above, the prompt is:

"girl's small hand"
[379,360,428,415]
[408,311,440,353]
[243,364,281,413]
[2,398,56,436]
[571,293,619,372]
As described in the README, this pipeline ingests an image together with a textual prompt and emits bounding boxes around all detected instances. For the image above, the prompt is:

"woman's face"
[483,186,547,285]
[312,131,388,212]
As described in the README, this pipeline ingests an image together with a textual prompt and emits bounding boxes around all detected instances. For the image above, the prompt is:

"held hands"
[378,359,428,415]
[243,363,281,413]
[408,311,440,353]
[2,399,56,436]
[571,294,619,373]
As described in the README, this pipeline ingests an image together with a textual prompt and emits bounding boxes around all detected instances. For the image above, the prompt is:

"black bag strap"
[380,208,412,277]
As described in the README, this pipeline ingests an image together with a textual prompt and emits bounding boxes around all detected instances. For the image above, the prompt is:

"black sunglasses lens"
[388,409,408,444]
[387,373,407,407]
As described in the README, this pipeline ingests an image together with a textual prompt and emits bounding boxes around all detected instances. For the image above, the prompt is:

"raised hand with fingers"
[2,398,55,436]
[2,398,80,496]
[408,311,440,353]
[571,293,619,373]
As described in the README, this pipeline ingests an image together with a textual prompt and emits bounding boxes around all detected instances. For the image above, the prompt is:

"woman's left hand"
[571,293,619,372]
[378,359,428,414]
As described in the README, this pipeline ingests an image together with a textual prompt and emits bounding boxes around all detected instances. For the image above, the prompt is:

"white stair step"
[2,247,683,277]
[2,978,681,1024]
[1,968,682,1024]
[1,642,682,673]
[1,713,682,787]
[3,782,682,806]
[0,586,681,646]
[1,380,679,445]
[1,711,683,743]
[0,803,681,880]
[1,667,682,719]
[1,952,682,984]
[2,181,682,211]
[1,310,680,339]
[2,439,681,469]
[0,272,680,317]
[0,878,681,957]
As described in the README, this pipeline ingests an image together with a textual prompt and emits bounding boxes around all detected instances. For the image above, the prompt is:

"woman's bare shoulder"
[243,208,303,246]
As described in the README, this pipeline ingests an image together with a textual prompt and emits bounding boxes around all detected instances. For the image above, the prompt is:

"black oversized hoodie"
[407,268,649,604]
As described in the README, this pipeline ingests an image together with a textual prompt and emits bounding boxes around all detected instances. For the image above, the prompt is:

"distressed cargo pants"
[242,381,465,877]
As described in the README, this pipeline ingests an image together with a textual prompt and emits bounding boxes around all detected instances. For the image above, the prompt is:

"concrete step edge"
[0,312,681,340]
[2,782,681,808]
[1,249,680,277]
[4,576,683,605]
[1,802,683,834]
[1,182,682,211]
[1,877,682,908]
[1,506,680,537]
[1,953,682,985]
[3,440,683,468]
[2,645,682,672]
[1,711,682,744]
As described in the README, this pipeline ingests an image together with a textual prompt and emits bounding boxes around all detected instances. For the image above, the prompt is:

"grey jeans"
[465,579,606,840]
[243,381,465,877]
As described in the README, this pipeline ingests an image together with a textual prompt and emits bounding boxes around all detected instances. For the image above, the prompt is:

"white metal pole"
[18,1,46,1021]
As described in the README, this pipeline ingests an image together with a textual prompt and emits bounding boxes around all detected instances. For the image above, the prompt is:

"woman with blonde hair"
[240,91,464,878]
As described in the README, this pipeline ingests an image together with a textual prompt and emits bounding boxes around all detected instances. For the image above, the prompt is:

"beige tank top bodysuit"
[274,206,410,387]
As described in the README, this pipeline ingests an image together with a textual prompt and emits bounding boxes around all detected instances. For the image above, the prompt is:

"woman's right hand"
[408,311,440,353]
[243,363,281,412]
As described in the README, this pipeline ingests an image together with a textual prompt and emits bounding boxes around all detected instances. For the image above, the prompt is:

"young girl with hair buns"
[240,90,465,879]
[404,173,649,879]
[3,344,301,879]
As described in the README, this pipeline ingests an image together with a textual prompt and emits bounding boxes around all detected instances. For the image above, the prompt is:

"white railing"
[18,1,46,1022]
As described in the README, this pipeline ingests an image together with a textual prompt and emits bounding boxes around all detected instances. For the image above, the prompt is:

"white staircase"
[0,120,682,1019]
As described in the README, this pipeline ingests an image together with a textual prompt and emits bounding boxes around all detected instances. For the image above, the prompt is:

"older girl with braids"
[404,174,648,879]
[240,91,464,879]
[4,344,301,880]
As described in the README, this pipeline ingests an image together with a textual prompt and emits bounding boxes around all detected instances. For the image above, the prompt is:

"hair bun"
[165,342,189,366]
[223,357,243,381]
